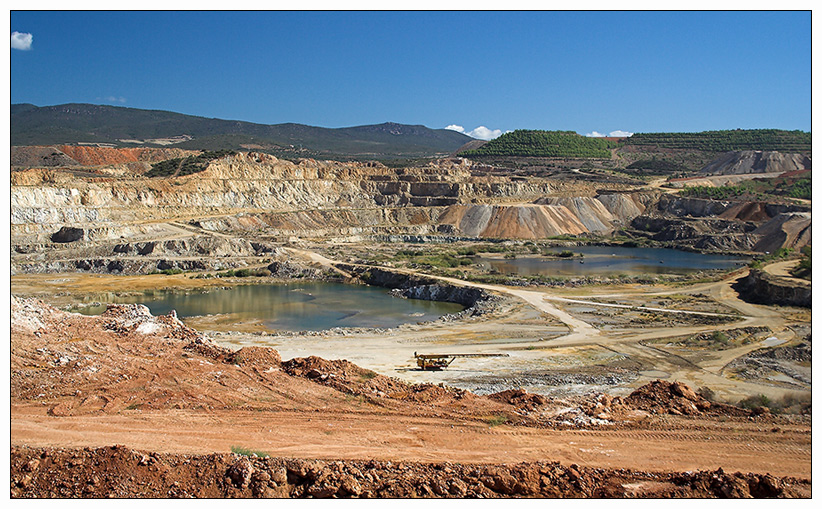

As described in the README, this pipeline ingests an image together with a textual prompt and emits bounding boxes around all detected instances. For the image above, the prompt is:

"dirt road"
[10,405,811,478]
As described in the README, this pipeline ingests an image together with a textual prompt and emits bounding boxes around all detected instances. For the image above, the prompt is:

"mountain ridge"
[10,103,472,159]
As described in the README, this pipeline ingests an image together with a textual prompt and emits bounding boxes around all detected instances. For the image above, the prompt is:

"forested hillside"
[10,103,471,159]
[460,130,616,158]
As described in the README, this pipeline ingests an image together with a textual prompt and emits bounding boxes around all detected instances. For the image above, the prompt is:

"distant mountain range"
[10,103,473,159]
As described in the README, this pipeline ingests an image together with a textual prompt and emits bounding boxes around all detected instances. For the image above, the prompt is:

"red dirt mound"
[56,146,196,166]
[489,389,548,412]
[226,346,282,368]
[624,380,749,417]
[281,356,409,397]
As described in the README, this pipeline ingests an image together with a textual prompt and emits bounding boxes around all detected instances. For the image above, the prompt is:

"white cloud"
[467,126,503,140]
[586,130,634,138]
[11,31,33,50]
[446,124,504,140]
[609,130,633,137]
[98,96,127,104]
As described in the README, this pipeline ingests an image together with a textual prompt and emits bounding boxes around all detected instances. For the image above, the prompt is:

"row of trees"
[624,129,811,154]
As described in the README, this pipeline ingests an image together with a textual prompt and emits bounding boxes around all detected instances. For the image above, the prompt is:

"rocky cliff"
[10,152,648,246]
[733,268,811,308]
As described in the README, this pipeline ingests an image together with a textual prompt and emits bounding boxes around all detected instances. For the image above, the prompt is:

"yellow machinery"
[413,352,509,371]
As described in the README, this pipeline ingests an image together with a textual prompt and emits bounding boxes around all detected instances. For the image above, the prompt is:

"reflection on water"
[475,246,748,277]
[74,283,465,331]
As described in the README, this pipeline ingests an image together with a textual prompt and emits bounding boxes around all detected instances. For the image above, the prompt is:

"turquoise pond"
[74,282,465,331]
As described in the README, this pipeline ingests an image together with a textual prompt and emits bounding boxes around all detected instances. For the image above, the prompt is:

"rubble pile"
[281,356,409,397]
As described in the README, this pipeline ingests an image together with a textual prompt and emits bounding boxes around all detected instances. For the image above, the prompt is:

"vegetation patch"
[230,445,270,458]
[651,326,768,351]
[791,246,811,280]
[735,393,811,415]
[749,248,794,270]
[680,173,811,201]
[145,150,237,178]
[485,414,510,427]
[215,268,272,278]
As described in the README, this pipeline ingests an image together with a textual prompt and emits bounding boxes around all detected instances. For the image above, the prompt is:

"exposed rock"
[51,226,84,243]
[438,192,652,238]
[628,215,758,252]
[227,457,254,488]
[733,268,811,308]
[751,213,812,253]
[700,151,810,176]
[395,284,488,308]
[654,195,808,221]
[267,260,323,279]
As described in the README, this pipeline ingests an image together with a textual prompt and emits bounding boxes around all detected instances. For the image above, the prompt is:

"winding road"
[285,247,805,400]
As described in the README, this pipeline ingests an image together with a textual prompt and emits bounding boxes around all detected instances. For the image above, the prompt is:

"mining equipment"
[413,352,509,371]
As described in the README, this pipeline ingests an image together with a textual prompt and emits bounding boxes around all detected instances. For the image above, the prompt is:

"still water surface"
[76,282,465,331]
[475,246,748,277]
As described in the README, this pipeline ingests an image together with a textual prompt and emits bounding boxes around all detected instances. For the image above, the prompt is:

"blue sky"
[10,10,812,138]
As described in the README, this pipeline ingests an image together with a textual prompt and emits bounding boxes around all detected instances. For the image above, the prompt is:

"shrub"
[485,414,510,427]
[696,386,715,402]
[711,331,730,345]
[737,394,772,411]
[791,246,811,280]
[230,445,269,458]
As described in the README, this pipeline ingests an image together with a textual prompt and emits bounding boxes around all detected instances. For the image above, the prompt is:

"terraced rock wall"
[11,153,649,245]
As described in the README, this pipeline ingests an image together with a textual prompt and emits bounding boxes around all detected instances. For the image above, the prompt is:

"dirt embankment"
[11,445,809,499]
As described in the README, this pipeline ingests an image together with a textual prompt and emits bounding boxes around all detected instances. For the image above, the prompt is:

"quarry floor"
[12,254,810,404]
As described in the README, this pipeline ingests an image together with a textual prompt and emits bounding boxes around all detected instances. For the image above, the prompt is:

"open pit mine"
[10,147,811,498]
